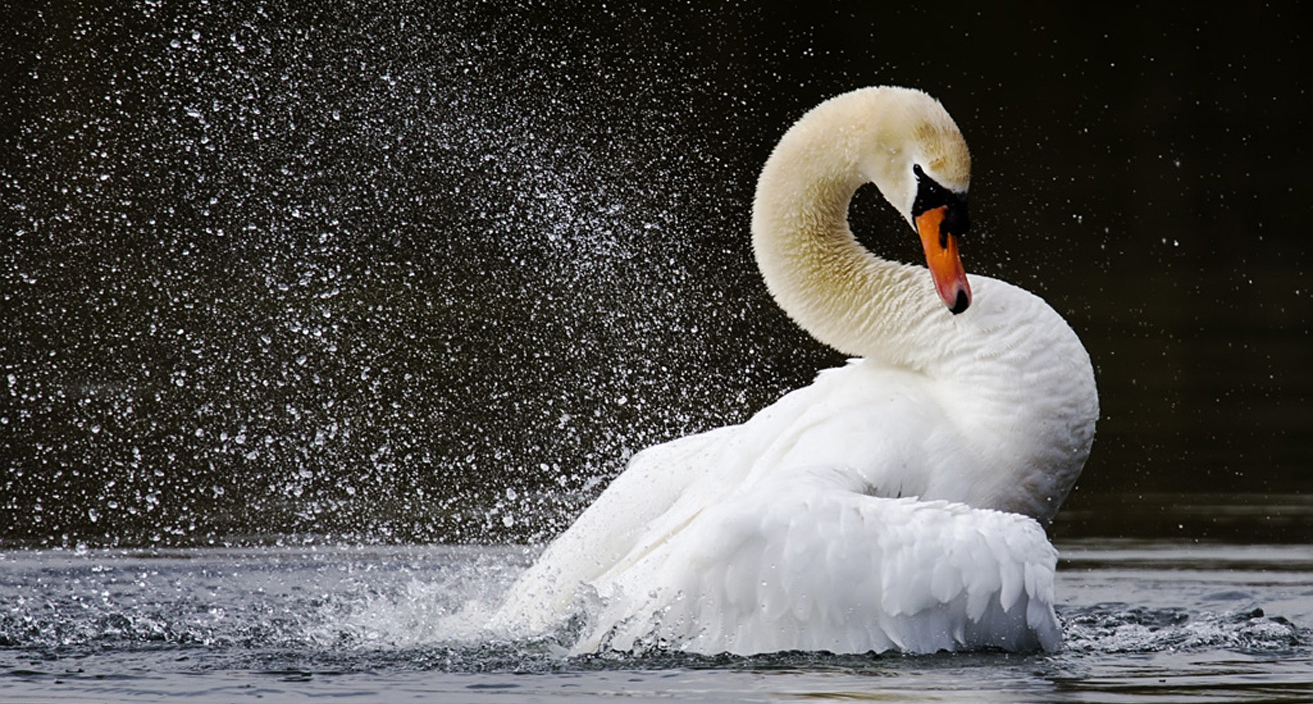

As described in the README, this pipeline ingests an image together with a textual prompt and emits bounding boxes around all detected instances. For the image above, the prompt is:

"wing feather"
[577,476,1060,655]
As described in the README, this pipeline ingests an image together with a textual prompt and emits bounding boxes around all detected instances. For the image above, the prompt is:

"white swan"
[489,86,1098,655]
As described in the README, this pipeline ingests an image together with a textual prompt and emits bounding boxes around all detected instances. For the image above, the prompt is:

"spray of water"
[2,1,821,549]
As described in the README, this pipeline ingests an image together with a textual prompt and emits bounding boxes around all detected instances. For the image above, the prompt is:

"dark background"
[3,1,1310,547]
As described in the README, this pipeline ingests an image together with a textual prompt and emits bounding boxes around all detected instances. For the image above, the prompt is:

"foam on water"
[1062,604,1304,654]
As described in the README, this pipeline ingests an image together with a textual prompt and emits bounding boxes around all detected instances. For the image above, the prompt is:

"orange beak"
[915,206,972,314]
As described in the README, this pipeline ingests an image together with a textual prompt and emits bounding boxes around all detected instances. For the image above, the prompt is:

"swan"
[488,86,1098,655]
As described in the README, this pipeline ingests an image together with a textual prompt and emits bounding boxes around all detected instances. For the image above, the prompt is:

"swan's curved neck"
[748,88,1098,525]
[751,108,942,367]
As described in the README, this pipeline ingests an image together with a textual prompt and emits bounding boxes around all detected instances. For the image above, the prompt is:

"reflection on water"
[1054,493,1313,545]
[1,534,1309,703]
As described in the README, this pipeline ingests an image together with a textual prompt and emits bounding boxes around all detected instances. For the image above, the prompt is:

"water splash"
[1061,604,1304,655]
[2,0,800,548]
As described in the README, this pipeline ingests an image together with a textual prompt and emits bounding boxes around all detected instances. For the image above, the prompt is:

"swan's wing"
[583,478,1060,655]
[492,363,1061,654]
[487,426,733,634]
[488,370,851,635]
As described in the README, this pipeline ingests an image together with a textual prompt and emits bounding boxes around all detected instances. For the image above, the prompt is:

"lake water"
[3,530,1310,703]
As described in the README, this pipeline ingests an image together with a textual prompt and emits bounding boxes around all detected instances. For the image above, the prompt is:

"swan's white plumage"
[488,86,1097,655]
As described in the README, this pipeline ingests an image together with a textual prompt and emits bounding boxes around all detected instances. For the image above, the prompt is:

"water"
[2,534,1309,703]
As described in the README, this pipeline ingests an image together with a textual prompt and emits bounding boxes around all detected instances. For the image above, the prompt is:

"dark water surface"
[2,528,1311,703]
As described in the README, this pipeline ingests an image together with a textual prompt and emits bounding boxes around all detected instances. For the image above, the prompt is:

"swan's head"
[840,87,973,313]
[858,88,974,314]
